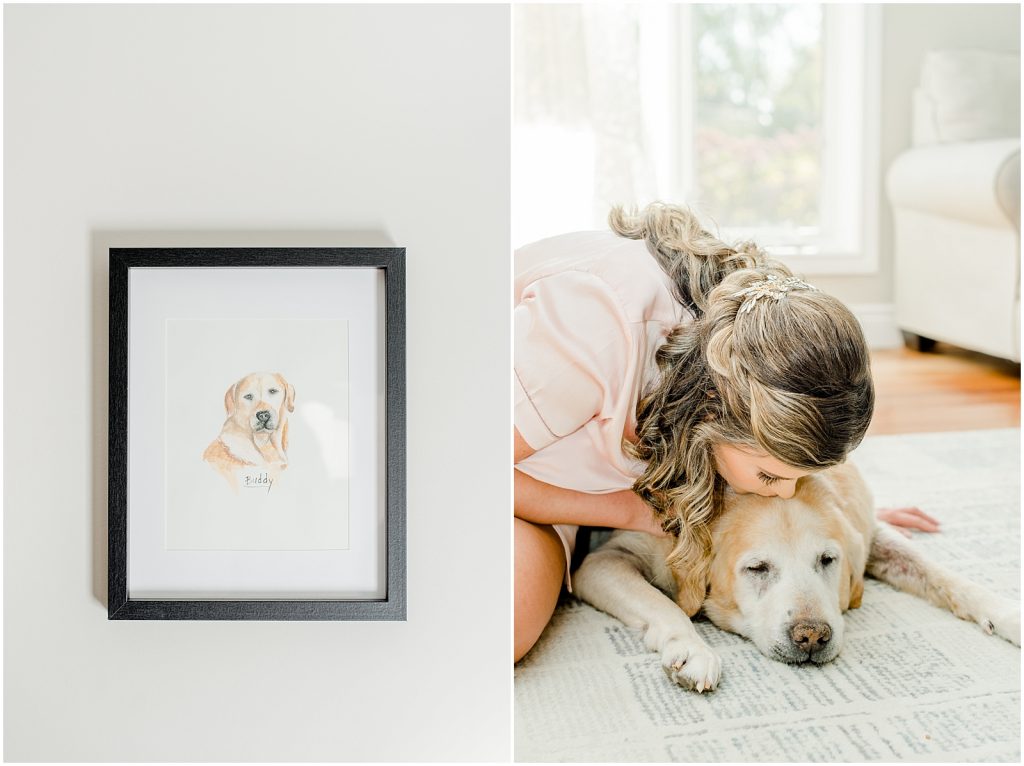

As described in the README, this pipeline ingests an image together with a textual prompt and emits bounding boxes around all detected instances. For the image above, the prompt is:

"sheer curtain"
[514,4,838,254]
[514,5,661,246]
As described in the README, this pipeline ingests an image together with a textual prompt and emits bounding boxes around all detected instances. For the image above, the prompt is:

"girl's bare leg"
[514,517,566,662]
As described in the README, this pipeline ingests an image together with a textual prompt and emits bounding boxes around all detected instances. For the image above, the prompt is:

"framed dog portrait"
[107,247,406,620]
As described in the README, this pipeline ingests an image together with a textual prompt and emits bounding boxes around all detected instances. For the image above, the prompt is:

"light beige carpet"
[515,428,1021,762]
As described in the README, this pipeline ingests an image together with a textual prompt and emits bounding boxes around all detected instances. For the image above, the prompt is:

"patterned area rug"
[515,428,1021,762]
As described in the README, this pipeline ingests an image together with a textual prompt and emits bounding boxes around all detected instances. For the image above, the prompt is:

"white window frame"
[641,4,882,274]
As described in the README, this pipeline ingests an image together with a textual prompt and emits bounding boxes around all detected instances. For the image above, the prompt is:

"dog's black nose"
[256,410,271,422]
[789,621,831,650]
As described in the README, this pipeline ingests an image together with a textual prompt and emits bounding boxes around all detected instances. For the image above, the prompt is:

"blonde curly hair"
[610,202,874,615]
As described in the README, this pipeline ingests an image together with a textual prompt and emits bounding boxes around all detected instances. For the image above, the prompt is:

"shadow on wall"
[89,228,395,609]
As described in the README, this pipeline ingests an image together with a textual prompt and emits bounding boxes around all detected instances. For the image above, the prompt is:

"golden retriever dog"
[202,371,295,492]
[574,462,1020,693]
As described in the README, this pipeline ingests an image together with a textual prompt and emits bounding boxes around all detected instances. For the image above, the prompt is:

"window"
[514,4,879,272]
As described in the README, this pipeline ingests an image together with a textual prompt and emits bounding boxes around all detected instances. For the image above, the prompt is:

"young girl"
[514,202,938,661]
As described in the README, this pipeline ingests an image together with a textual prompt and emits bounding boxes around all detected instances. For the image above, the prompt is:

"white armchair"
[886,49,1020,362]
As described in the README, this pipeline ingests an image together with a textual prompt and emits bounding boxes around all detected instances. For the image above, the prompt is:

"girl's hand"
[876,506,941,537]
[619,491,669,537]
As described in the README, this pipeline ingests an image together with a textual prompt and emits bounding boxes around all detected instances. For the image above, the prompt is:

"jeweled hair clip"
[731,274,818,314]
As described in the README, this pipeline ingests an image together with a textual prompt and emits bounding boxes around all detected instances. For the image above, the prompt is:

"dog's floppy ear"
[841,550,864,609]
[274,374,296,413]
[224,383,236,417]
[671,566,708,618]
[839,527,866,610]
[848,569,864,609]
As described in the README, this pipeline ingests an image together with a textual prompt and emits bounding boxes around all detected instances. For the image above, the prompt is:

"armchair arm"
[886,138,1020,230]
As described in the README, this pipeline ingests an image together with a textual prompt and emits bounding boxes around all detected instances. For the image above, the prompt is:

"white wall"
[813,3,1020,309]
[4,5,511,761]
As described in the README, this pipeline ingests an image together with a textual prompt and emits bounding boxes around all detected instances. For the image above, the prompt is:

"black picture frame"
[107,247,406,620]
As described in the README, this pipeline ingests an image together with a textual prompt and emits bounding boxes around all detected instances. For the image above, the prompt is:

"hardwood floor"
[868,341,1021,436]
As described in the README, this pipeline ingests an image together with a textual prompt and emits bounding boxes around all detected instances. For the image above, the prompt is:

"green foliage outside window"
[693,4,823,231]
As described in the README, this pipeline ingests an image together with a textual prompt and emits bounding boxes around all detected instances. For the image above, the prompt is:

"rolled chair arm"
[886,138,1020,230]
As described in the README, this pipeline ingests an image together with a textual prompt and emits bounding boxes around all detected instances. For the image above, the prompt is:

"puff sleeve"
[514,270,632,452]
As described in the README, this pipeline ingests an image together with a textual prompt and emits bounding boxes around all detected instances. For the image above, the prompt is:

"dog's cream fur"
[203,371,295,492]
[574,462,1020,693]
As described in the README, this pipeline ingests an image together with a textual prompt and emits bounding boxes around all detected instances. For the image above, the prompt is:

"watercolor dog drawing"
[203,372,296,492]
[574,461,1021,693]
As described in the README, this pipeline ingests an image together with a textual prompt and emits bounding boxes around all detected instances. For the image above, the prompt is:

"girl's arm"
[514,427,538,463]
[515,470,665,535]
[515,428,665,535]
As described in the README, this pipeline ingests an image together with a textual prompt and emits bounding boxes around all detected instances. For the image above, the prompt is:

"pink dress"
[514,230,692,586]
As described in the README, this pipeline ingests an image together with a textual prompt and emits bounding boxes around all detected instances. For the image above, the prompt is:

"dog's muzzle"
[773,620,837,664]
[253,410,275,431]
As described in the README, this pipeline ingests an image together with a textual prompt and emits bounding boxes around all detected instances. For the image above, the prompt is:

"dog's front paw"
[661,638,722,693]
[979,598,1021,646]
